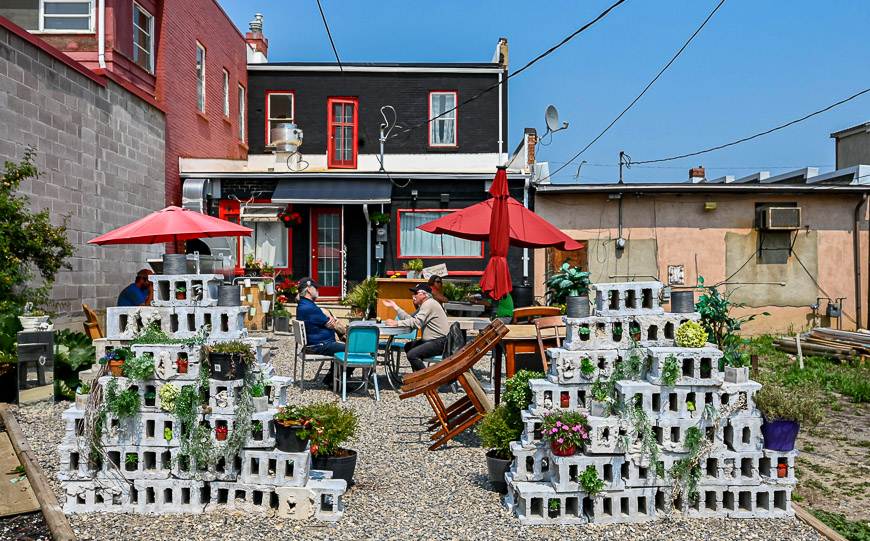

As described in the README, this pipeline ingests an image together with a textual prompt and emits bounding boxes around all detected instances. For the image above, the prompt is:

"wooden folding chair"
[533,315,565,372]
[400,320,508,450]
[511,305,562,324]
[82,304,104,340]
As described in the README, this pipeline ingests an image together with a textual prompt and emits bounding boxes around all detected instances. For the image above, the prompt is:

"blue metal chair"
[333,325,381,401]
[379,328,418,388]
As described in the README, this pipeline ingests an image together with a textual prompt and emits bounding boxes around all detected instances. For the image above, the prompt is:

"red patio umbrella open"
[88,206,252,245]
[479,167,512,300]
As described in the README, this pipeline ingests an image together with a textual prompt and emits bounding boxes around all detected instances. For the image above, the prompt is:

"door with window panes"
[327,97,358,168]
[310,208,343,297]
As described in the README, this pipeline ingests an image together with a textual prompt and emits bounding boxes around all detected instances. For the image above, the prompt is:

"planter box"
[725,366,750,383]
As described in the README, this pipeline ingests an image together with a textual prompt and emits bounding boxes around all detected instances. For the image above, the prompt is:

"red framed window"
[428,90,458,147]
[265,91,295,146]
[218,200,292,272]
[396,209,483,259]
[327,97,358,168]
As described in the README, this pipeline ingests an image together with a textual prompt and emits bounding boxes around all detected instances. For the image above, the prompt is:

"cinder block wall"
[0,23,166,324]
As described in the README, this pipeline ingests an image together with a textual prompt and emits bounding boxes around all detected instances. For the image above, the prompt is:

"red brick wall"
[155,0,248,208]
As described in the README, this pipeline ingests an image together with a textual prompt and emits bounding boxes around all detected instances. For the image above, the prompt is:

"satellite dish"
[545,105,560,133]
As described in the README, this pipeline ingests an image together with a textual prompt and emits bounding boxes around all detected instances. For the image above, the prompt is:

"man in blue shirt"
[295,277,348,386]
[117,269,153,307]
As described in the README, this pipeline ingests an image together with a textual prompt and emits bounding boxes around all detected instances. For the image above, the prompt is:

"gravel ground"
[0,511,50,541]
[12,335,821,540]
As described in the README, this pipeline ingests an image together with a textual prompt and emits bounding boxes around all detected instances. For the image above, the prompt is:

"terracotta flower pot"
[560,392,570,408]
[176,358,188,374]
[777,463,788,478]
[108,359,124,377]
[215,425,228,441]
[176,291,186,300]
[550,441,576,457]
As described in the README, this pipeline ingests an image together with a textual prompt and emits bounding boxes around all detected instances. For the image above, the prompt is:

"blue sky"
[219,0,870,183]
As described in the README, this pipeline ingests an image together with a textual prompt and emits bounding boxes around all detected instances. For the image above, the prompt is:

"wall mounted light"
[704,201,717,211]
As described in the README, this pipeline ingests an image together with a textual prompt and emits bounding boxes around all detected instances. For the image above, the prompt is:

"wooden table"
[375,278,419,321]
[492,324,553,405]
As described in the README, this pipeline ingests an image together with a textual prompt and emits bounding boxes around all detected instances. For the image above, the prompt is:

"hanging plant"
[278,206,303,228]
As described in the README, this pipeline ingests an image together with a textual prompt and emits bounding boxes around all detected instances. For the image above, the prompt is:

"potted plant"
[176,355,189,374]
[612,322,623,342]
[274,405,311,452]
[207,341,255,381]
[541,410,591,456]
[122,354,155,380]
[75,382,91,410]
[273,302,291,333]
[158,383,179,413]
[215,424,228,441]
[579,357,596,380]
[629,320,641,342]
[99,348,130,377]
[251,379,269,413]
[478,404,521,492]
[300,402,360,486]
[402,258,425,279]
[560,391,571,408]
[175,285,187,301]
[756,383,822,452]
[18,303,50,332]
[589,378,610,417]
[545,263,591,318]
[675,321,707,348]
[341,277,378,319]
[577,325,591,341]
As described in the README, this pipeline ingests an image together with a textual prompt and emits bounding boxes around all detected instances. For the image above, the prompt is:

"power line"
[545,0,727,182]
[398,0,628,135]
[316,0,343,71]
[632,86,870,165]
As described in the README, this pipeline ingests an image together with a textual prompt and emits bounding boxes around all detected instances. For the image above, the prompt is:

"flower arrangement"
[541,410,591,456]
[278,207,303,228]
[244,254,274,276]
[675,321,707,348]
[277,278,298,299]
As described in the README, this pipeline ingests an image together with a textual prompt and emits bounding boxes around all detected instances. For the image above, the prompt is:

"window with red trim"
[397,209,482,258]
[327,97,358,168]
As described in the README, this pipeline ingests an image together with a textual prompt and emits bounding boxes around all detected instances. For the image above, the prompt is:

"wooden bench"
[399,319,508,450]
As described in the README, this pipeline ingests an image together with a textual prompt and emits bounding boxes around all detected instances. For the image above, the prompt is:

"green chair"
[334,324,381,401]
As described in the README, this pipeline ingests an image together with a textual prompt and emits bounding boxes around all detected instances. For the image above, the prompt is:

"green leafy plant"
[341,276,378,318]
[502,370,545,413]
[545,263,591,304]
[578,465,605,496]
[252,420,263,434]
[578,326,591,339]
[274,405,310,427]
[478,404,522,459]
[207,341,256,365]
[54,329,96,372]
[810,510,870,541]
[250,381,266,398]
[670,426,704,503]
[402,258,425,273]
[580,357,595,377]
[755,382,823,426]
[441,281,483,302]
[297,402,359,457]
[591,377,611,402]
[158,383,179,413]
[133,322,205,346]
[104,378,140,420]
[541,410,591,454]
[125,453,139,467]
[370,211,391,225]
[122,355,155,380]
[76,382,91,394]
[695,278,767,366]
[175,285,186,293]
[675,321,707,348]
[661,354,680,386]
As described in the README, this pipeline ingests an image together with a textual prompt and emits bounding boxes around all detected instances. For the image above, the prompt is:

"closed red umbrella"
[88,206,252,245]
[418,196,582,251]
[479,167,512,300]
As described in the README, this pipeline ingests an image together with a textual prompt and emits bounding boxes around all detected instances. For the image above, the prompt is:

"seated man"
[295,277,347,385]
[117,269,153,307]
[383,283,450,371]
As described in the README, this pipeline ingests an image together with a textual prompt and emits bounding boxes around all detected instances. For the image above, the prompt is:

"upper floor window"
[195,42,206,113]
[132,3,153,73]
[327,97,358,169]
[222,69,230,117]
[238,84,246,142]
[265,92,294,145]
[429,91,457,147]
[40,0,94,32]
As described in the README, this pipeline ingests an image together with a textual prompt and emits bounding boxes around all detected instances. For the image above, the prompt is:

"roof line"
[248,63,503,74]
[181,171,526,180]
[536,183,870,194]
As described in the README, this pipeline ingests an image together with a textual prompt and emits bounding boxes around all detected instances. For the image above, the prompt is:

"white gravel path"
[12,335,821,540]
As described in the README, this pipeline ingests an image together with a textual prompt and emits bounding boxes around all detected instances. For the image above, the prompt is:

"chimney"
[245,13,268,64]
[492,37,509,68]
[525,128,537,167]
[689,165,706,183]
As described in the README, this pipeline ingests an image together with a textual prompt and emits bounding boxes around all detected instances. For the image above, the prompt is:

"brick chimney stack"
[689,165,706,183]
[245,13,268,64]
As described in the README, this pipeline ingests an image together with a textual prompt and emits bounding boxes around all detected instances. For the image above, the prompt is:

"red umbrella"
[88,206,252,245]
[418,193,582,251]
[479,168,512,300]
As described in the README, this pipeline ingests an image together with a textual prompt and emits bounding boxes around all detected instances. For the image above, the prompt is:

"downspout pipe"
[853,193,867,329]
[363,203,372,278]
[97,0,106,68]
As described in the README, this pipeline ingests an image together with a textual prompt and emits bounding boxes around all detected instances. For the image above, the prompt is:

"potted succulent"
[577,325,591,341]
[541,410,591,456]
[176,355,189,374]
[579,357,596,380]
[250,379,269,412]
[402,258,425,279]
[300,402,360,486]
[274,405,311,452]
[207,341,255,381]
[99,348,130,377]
[545,263,591,318]
[175,285,187,301]
[75,382,91,410]
[756,383,822,452]
[478,404,521,492]
[215,424,228,441]
[675,321,707,348]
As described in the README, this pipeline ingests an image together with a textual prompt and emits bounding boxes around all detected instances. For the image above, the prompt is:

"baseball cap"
[409,283,432,294]
[298,277,319,290]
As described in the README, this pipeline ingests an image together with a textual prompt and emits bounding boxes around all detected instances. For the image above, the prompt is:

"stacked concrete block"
[59,270,346,522]
[505,280,796,525]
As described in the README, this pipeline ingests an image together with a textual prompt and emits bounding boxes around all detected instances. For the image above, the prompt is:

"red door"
[327,97,358,168]
[310,207,343,297]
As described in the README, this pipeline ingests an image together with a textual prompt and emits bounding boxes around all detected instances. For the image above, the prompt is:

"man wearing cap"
[382,282,450,372]
[295,277,348,385]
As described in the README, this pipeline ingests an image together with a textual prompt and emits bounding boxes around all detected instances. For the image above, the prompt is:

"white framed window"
[238,84,246,142]
[195,42,206,113]
[429,91,457,147]
[265,92,294,145]
[242,222,288,268]
[39,0,94,32]
[398,210,481,258]
[132,3,153,73]
[222,69,230,117]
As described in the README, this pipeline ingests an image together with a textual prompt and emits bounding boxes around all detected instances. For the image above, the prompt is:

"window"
[398,210,481,258]
[265,92,294,145]
[243,222,288,268]
[238,85,246,142]
[40,0,93,32]
[222,70,230,117]
[195,42,206,113]
[132,3,153,73]
[429,91,457,147]
[327,97,357,168]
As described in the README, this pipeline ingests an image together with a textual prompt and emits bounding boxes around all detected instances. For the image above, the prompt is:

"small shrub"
[478,404,521,459]
[298,402,358,457]
[675,321,707,348]
[503,370,545,413]
[579,465,605,496]
[755,383,823,426]
[122,355,155,380]
[661,354,680,386]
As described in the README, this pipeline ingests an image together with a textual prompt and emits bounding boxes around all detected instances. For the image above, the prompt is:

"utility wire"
[632,86,870,165]
[398,0,627,135]
[544,0,727,182]
[316,0,343,71]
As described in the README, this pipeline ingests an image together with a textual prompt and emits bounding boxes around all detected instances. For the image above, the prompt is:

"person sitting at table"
[470,291,515,323]
[382,283,450,372]
[295,277,349,386]
[428,275,449,304]
[117,269,153,307]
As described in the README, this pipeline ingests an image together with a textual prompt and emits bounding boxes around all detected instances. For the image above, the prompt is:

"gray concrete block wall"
[0,26,166,323]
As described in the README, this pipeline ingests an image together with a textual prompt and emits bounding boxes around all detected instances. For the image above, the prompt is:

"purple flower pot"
[761,419,800,451]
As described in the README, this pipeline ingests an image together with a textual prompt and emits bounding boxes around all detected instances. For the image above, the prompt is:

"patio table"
[350,321,411,390]
[443,302,486,315]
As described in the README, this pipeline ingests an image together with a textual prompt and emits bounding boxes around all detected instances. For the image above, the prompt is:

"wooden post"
[750,354,759,380]
[793,503,849,541]
[795,333,805,369]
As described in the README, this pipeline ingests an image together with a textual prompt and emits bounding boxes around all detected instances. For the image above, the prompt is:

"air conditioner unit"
[760,207,801,230]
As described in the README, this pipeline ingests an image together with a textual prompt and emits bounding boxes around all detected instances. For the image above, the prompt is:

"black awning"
[271,178,391,204]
